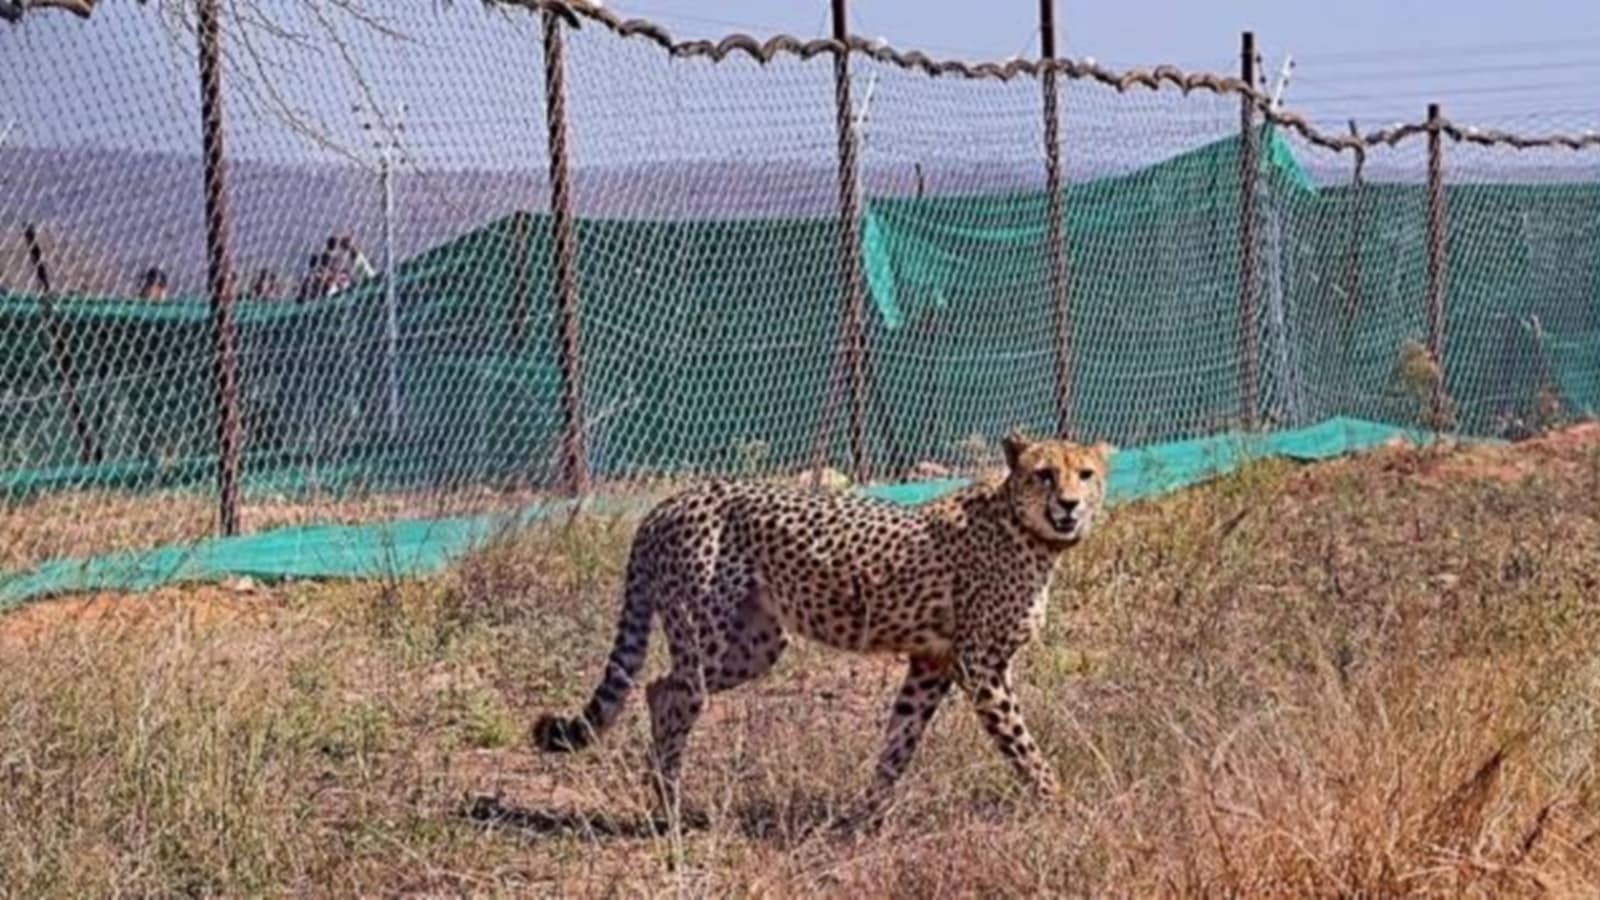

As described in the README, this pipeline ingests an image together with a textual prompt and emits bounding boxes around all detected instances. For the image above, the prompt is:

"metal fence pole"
[541,6,588,495]
[1342,120,1365,324]
[1425,102,1449,428]
[831,0,869,482]
[1041,0,1073,437]
[23,225,99,465]
[1237,31,1260,430]
[1338,121,1366,411]
[196,0,244,535]
[380,140,401,440]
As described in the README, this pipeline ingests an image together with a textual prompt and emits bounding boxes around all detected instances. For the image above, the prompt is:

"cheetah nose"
[1058,499,1080,515]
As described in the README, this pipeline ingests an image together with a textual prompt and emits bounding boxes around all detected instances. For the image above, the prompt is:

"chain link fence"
[2,0,1597,589]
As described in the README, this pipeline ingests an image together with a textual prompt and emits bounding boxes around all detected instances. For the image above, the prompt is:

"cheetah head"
[1001,432,1113,546]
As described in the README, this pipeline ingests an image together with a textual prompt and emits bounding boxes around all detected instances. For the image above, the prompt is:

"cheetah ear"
[1002,431,1032,470]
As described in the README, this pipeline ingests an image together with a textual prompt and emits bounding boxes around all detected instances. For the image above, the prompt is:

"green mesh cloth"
[2,126,1590,605]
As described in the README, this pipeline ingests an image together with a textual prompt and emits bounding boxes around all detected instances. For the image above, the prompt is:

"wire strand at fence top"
[484,0,1600,161]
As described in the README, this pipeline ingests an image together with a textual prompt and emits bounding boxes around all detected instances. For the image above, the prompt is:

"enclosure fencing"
[1,0,1597,584]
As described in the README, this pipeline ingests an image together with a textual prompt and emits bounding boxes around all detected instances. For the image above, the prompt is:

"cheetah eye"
[1033,468,1054,485]
[1077,468,1096,482]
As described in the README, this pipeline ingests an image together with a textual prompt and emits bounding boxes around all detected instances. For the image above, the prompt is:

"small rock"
[226,576,259,594]
[818,468,851,492]
[906,461,951,481]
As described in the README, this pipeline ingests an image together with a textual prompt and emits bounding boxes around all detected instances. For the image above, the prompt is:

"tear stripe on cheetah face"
[1001,432,1113,546]
[531,433,1114,827]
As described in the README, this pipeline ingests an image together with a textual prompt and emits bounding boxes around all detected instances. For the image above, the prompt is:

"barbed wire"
[17,0,1600,162]
[486,0,1600,160]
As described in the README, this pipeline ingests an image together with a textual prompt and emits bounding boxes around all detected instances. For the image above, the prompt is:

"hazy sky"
[631,0,1600,130]
[3,0,1599,177]
[3,1,1597,294]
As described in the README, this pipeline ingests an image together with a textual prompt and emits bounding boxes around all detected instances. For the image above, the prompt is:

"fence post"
[1338,120,1366,410]
[1040,0,1073,437]
[22,225,99,465]
[1342,120,1365,323]
[1425,102,1449,428]
[1236,31,1261,430]
[380,134,401,441]
[831,0,869,483]
[196,0,244,536]
[541,6,588,495]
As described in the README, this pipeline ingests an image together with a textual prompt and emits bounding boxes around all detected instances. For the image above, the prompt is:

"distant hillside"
[0,146,1056,297]
[8,137,1476,300]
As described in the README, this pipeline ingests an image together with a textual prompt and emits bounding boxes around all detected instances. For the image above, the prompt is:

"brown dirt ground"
[0,580,276,645]
[4,422,1596,647]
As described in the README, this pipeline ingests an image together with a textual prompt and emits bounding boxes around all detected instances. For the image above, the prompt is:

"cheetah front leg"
[838,654,955,829]
[958,653,1060,798]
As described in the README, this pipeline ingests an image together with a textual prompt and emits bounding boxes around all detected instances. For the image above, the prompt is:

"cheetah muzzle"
[1046,500,1084,539]
[530,432,1114,829]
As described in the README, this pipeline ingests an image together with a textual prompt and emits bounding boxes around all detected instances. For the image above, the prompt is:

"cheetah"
[532,433,1113,826]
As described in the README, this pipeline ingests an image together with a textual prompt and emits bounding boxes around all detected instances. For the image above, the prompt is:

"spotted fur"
[533,433,1113,824]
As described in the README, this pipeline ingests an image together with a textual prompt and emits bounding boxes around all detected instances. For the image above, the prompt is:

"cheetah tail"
[532,577,653,754]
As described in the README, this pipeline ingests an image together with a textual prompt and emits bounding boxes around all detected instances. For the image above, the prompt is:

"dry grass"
[3,428,1600,897]
[0,483,554,572]
[0,469,789,573]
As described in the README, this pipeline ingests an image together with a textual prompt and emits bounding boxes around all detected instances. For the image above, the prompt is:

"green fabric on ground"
[0,416,1435,609]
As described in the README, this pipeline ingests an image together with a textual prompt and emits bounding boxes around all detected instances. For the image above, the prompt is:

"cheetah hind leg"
[644,667,707,830]
[645,599,787,830]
